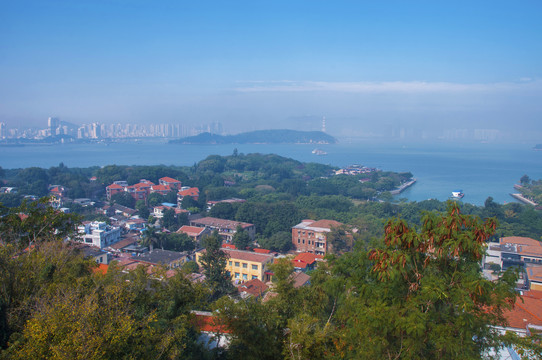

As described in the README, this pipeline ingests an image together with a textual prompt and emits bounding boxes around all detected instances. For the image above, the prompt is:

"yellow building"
[196,248,274,282]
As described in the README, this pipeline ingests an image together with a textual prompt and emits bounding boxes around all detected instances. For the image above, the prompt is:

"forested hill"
[169,129,337,144]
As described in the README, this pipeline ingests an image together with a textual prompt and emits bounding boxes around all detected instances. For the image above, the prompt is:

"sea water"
[1,140,541,206]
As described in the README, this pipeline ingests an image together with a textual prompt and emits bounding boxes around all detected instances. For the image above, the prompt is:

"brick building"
[291,219,343,256]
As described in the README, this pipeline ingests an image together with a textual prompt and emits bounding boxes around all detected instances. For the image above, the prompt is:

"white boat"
[312,148,327,155]
[451,190,464,199]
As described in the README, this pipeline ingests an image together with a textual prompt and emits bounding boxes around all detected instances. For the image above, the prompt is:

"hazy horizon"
[1,1,541,141]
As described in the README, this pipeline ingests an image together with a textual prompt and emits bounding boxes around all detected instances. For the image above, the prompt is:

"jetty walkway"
[391,179,417,195]
[510,193,538,206]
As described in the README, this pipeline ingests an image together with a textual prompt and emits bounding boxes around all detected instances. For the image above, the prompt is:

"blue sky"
[1,1,542,140]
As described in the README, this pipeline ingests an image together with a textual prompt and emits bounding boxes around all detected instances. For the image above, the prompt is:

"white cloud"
[234,79,542,94]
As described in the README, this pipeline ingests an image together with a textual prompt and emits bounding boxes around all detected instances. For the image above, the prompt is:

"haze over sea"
[2,140,541,207]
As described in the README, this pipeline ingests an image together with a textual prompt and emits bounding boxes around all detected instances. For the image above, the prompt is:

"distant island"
[169,129,337,145]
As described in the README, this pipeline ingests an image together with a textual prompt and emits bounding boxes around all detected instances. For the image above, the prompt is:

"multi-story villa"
[77,221,121,249]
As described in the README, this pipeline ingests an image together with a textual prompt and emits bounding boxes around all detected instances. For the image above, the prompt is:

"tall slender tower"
[48,117,60,136]
[321,116,326,133]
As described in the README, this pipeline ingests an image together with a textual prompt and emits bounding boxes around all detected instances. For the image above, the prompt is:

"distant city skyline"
[0,117,226,141]
[1,1,541,141]
[0,116,511,143]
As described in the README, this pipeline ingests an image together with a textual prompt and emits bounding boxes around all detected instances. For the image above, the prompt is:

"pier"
[509,193,538,206]
[391,179,417,195]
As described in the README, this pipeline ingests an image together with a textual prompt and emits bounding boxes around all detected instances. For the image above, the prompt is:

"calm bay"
[1,140,541,206]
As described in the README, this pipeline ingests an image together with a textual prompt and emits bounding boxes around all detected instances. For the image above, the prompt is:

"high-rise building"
[77,127,85,139]
[91,123,101,139]
[0,122,6,139]
[48,117,60,135]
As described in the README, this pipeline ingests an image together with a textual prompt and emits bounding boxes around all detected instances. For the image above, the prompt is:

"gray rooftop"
[132,249,188,265]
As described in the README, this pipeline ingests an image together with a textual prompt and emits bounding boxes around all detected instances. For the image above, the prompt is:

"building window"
[242,263,247,268]
[235,262,240,267]
[252,264,258,270]
[298,239,300,243]
[242,274,248,280]
[302,239,305,244]
[235,272,240,279]
[229,261,232,266]
[252,275,258,280]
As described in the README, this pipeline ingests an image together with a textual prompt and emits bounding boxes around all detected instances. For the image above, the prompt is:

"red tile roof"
[501,236,542,257]
[178,187,199,197]
[291,260,307,269]
[178,225,206,236]
[501,236,540,246]
[151,184,171,191]
[293,252,323,265]
[92,263,109,275]
[222,244,237,249]
[503,291,542,329]
[107,183,124,189]
[253,248,271,254]
[527,264,542,283]
[160,177,181,183]
[527,290,542,300]
[238,279,268,297]
[134,182,154,188]
[222,248,274,263]
[108,237,138,250]
[309,219,343,230]
[192,312,230,333]
[291,271,311,288]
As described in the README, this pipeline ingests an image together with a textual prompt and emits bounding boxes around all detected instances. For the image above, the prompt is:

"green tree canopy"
[162,232,195,252]
[232,225,251,250]
[208,202,237,220]
[200,232,234,301]
[0,197,80,249]
[110,191,136,208]
[324,203,518,359]
[257,231,292,252]
[135,199,150,219]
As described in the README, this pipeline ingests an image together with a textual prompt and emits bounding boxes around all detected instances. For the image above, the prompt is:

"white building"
[78,221,121,249]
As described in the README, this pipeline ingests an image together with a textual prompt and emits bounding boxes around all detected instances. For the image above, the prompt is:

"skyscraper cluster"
[0,118,225,141]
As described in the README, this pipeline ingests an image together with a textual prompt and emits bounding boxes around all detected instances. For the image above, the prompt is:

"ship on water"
[312,148,327,155]
[451,190,464,199]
